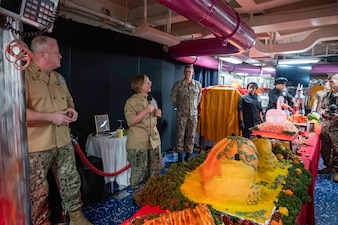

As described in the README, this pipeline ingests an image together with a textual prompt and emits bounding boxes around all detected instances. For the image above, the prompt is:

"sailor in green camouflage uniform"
[170,64,202,161]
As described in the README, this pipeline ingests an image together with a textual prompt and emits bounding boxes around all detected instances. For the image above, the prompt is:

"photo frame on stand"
[94,114,110,133]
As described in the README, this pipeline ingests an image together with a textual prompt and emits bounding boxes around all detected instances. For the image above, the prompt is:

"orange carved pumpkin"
[201,135,259,182]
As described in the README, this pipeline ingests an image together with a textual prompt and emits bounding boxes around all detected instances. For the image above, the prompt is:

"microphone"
[147,94,153,104]
[147,94,153,139]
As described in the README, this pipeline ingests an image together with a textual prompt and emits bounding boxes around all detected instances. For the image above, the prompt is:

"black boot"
[177,152,182,162]
[318,167,332,174]
[184,152,191,161]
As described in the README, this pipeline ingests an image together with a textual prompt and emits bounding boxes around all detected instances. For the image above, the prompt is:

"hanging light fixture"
[278,58,319,65]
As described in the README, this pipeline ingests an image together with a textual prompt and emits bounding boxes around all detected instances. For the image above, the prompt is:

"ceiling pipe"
[156,0,276,73]
[253,25,338,56]
[156,0,258,71]
[311,63,338,74]
[170,38,239,59]
[177,56,219,70]
[178,54,338,74]
[59,0,135,31]
[157,0,256,56]
[157,0,338,74]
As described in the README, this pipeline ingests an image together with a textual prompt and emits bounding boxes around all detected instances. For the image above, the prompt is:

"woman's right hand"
[154,108,162,118]
[147,105,155,113]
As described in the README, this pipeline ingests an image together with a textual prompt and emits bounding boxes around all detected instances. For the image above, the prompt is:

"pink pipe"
[158,0,338,74]
[178,55,338,74]
[170,38,239,59]
[157,0,256,50]
[177,56,219,69]
[157,0,257,70]
[178,56,268,73]
[311,63,338,74]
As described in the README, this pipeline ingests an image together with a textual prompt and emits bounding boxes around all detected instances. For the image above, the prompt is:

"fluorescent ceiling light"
[278,58,319,65]
[236,72,249,76]
[219,56,243,64]
[262,67,275,72]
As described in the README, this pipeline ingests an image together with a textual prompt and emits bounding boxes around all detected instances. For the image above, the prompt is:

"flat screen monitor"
[276,64,312,87]
[0,0,23,18]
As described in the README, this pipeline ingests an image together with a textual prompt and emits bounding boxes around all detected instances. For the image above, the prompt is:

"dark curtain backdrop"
[194,66,218,87]
[23,18,218,152]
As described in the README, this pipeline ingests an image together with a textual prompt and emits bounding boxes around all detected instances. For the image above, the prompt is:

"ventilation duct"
[311,63,338,74]
[157,0,338,74]
[176,55,338,74]
[157,0,256,64]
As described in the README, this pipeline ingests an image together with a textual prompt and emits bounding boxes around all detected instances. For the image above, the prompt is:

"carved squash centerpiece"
[182,136,260,205]
[180,135,290,223]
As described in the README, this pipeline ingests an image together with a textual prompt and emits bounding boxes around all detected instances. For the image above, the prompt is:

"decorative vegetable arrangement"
[136,204,216,225]
[132,136,311,225]
[288,114,308,124]
[192,136,260,204]
[306,112,321,125]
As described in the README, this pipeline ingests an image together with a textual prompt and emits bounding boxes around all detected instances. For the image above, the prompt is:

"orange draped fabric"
[197,86,242,142]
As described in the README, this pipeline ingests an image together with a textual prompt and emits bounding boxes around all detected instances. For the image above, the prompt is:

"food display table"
[252,128,321,225]
[296,129,321,225]
[85,132,131,192]
[121,129,321,225]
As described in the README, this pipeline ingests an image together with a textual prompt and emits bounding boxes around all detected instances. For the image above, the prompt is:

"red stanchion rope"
[72,138,131,177]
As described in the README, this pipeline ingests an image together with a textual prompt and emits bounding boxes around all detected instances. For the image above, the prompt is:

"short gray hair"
[30,36,55,54]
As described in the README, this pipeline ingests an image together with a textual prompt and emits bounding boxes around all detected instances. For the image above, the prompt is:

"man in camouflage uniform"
[319,74,338,183]
[170,64,202,161]
[25,36,92,225]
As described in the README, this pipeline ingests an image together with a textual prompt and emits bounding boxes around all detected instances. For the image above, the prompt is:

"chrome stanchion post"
[0,18,30,225]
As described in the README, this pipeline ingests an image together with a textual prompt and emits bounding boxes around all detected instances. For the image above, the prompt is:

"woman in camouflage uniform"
[124,74,162,199]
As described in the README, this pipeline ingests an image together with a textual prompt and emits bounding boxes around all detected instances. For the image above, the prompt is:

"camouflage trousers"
[175,114,198,153]
[29,143,82,225]
[127,146,162,193]
[328,130,338,172]
[320,123,333,167]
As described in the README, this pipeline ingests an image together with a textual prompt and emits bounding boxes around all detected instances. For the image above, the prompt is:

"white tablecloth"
[85,132,130,192]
